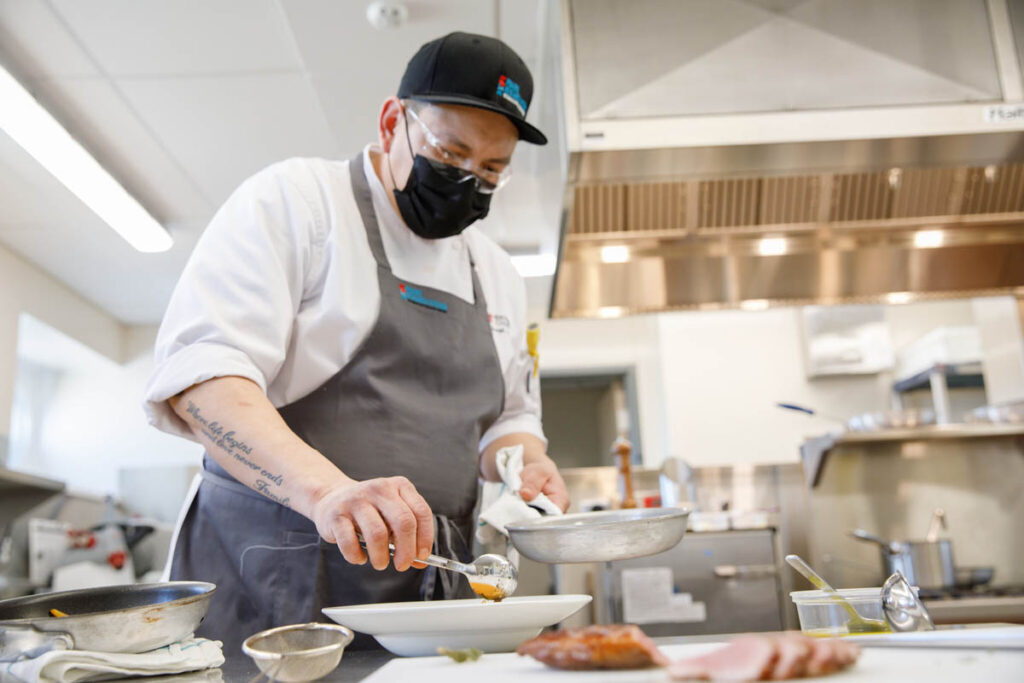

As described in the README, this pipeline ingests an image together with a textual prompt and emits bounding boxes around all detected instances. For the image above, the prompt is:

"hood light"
[601,245,630,263]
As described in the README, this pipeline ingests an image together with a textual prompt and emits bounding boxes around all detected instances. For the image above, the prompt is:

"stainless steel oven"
[596,529,785,636]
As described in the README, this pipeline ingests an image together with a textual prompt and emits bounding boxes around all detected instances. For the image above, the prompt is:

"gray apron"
[170,154,506,652]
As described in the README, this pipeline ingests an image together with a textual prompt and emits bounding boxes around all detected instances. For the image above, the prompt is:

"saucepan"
[850,509,955,589]
[0,581,215,662]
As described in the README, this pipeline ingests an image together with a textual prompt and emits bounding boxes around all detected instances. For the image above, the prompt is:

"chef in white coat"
[144,32,568,651]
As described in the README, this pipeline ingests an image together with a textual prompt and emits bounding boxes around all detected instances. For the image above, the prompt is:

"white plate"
[322,594,592,657]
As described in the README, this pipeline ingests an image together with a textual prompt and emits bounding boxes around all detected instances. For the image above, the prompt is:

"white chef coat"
[144,146,545,452]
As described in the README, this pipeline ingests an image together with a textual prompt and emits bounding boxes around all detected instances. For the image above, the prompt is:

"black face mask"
[389,121,492,239]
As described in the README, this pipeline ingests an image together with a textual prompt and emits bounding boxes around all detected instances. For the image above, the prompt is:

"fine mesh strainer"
[242,622,354,682]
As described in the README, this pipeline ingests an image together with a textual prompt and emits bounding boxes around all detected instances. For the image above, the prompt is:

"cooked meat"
[669,633,860,681]
[768,633,813,680]
[670,636,778,681]
[516,624,670,670]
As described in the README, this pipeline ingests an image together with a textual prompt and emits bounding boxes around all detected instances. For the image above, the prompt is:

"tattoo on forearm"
[254,480,291,507]
[186,401,284,486]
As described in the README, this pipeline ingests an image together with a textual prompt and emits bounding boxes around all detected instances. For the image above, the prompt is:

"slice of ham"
[516,624,670,670]
[670,636,778,681]
[669,633,861,681]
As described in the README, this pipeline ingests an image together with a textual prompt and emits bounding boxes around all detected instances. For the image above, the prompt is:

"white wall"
[0,243,123,443]
[537,314,667,466]
[538,298,979,468]
[9,315,202,496]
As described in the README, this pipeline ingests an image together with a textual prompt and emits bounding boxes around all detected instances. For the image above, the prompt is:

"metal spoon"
[785,554,890,634]
[882,571,935,632]
[358,539,518,601]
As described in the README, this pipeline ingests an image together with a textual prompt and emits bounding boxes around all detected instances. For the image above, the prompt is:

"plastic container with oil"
[790,587,892,636]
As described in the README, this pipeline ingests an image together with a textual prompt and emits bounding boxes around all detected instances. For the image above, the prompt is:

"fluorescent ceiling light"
[757,237,788,256]
[0,65,172,253]
[886,291,913,305]
[913,229,944,249]
[600,245,630,263]
[510,253,556,278]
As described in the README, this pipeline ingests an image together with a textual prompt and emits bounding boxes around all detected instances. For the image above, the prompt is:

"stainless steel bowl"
[506,507,690,563]
[243,622,354,682]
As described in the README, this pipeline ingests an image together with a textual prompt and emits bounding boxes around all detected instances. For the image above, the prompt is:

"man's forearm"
[169,375,349,520]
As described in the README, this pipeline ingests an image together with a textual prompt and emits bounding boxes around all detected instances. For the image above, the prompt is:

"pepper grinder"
[611,436,637,509]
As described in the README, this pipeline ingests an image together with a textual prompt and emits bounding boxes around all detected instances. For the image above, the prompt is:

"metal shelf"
[800,423,1024,486]
[891,362,985,425]
[0,468,64,529]
[835,423,1024,444]
[893,362,984,393]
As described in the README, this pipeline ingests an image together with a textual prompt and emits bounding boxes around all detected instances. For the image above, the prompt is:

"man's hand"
[519,458,570,512]
[311,476,434,571]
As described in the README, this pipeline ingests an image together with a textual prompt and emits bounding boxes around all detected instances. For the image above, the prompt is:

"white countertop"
[365,639,1024,682]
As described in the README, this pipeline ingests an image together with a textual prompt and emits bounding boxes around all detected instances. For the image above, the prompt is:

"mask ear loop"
[385,102,415,191]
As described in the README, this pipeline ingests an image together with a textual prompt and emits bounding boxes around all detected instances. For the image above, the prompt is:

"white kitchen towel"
[4,637,224,683]
[476,445,562,546]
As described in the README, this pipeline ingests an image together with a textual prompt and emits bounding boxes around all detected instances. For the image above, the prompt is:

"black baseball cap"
[397,32,548,145]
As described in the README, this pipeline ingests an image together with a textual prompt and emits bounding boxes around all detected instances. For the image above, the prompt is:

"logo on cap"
[496,75,527,117]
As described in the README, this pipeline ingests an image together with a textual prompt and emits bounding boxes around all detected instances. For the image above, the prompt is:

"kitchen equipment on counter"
[242,622,353,683]
[965,401,1024,424]
[785,554,889,634]
[850,509,956,589]
[955,566,995,589]
[506,507,689,564]
[358,538,517,601]
[322,594,591,656]
[790,587,889,636]
[611,437,637,509]
[882,571,935,632]
[0,581,215,656]
[777,401,935,433]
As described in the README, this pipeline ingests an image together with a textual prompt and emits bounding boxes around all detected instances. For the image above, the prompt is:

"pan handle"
[0,625,73,663]
[849,529,899,554]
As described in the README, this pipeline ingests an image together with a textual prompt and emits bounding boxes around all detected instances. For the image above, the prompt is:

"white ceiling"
[0,0,563,325]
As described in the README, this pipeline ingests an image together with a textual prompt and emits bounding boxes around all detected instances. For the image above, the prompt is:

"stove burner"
[919,584,1024,601]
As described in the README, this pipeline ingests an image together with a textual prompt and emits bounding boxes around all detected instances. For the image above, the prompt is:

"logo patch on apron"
[399,283,448,312]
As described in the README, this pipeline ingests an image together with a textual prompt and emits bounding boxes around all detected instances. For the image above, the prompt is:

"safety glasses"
[403,104,512,194]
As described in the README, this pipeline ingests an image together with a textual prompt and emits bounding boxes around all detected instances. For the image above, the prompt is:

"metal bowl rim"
[242,622,354,661]
[0,581,216,623]
[505,507,691,532]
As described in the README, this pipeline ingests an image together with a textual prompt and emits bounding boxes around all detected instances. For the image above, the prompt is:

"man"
[144,32,568,651]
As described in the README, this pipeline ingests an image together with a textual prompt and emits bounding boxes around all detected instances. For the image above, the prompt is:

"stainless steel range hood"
[550,0,1024,318]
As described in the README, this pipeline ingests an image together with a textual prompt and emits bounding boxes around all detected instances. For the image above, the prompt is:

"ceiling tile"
[116,72,340,203]
[0,0,99,77]
[279,0,494,75]
[23,76,214,223]
[49,0,303,76]
[0,219,200,325]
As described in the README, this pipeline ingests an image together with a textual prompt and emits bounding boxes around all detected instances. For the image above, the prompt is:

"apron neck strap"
[349,151,391,271]
[351,150,486,309]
